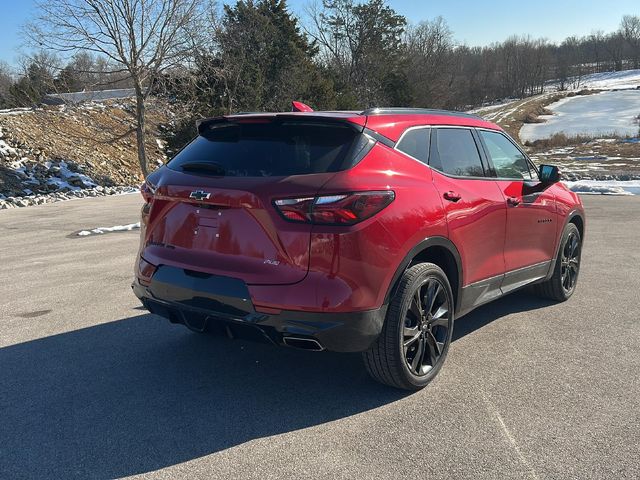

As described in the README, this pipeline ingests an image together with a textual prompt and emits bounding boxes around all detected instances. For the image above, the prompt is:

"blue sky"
[1,0,637,68]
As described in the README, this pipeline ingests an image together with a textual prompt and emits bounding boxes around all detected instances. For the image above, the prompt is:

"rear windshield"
[167,121,361,177]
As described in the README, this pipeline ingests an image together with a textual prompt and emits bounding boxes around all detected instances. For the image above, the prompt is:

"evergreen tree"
[214,0,335,113]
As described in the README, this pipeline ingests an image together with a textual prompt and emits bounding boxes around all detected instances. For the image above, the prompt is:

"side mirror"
[539,164,560,184]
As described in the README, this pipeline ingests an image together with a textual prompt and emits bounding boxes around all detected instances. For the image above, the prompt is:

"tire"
[534,223,582,302]
[363,263,455,390]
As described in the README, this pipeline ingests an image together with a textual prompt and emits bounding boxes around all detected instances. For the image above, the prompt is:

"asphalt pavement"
[0,193,639,479]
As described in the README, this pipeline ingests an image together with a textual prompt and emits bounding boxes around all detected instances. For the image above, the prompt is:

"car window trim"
[429,126,491,180]
[470,128,493,174]
[394,126,432,165]
[363,127,395,148]
[475,127,540,181]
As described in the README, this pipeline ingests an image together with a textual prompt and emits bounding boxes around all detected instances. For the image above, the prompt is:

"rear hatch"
[142,115,371,285]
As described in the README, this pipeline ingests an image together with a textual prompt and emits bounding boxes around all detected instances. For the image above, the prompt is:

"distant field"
[471,70,640,195]
[520,91,640,143]
[546,68,640,91]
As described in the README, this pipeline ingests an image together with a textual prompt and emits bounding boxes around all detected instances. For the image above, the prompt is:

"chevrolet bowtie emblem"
[189,190,211,201]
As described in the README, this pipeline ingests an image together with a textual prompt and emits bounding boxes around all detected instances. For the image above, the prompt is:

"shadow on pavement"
[0,313,405,479]
[453,290,556,341]
[0,290,554,478]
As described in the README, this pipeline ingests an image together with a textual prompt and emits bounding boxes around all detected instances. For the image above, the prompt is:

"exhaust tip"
[282,336,324,351]
[183,313,208,332]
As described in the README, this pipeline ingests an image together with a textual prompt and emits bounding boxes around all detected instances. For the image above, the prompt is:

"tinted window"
[396,128,430,164]
[479,130,534,180]
[168,122,360,177]
[432,129,485,177]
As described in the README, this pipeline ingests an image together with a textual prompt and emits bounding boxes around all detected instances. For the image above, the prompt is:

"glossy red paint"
[431,171,506,284]
[494,179,558,271]
[291,100,314,112]
[136,109,584,318]
[141,168,337,285]
[304,144,447,312]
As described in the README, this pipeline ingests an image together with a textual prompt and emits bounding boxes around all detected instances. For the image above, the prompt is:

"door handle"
[507,196,521,206]
[443,191,462,202]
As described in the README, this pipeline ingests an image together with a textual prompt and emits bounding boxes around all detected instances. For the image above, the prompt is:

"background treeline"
[0,51,134,109]
[3,0,640,115]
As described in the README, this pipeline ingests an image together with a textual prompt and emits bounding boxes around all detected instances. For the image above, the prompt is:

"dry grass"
[522,105,554,124]
[525,132,639,150]
[573,89,603,96]
[0,99,172,189]
[473,92,567,140]
[524,133,596,149]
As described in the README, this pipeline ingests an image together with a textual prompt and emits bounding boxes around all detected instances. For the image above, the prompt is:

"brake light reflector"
[274,191,395,225]
[273,196,314,223]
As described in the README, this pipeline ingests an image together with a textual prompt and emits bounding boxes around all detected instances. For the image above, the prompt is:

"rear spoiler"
[291,101,314,112]
[196,114,366,137]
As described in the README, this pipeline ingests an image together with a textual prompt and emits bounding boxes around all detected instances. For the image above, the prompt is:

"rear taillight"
[138,257,157,285]
[274,191,395,225]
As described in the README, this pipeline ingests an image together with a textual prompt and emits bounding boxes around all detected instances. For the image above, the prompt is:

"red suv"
[133,105,584,390]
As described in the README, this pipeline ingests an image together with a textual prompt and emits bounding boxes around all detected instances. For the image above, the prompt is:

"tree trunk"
[134,86,149,178]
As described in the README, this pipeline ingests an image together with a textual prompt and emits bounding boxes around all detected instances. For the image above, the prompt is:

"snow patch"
[77,222,141,236]
[468,98,519,116]
[0,139,18,157]
[574,69,640,90]
[0,107,32,116]
[563,180,640,195]
[520,91,640,142]
[548,69,640,91]
[45,160,98,190]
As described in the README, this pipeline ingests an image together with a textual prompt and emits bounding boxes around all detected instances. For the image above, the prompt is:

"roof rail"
[360,107,481,119]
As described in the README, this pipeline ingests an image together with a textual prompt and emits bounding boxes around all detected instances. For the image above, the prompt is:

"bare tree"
[9,51,62,106]
[603,32,626,71]
[28,0,203,177]
[0,61,16,108]
[621,15,640,69]
[586,30,605,73]
[306,0,407,108]
[404,17,455,107]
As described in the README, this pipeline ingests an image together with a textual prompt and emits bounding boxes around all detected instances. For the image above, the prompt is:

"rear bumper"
[132,265,386,352]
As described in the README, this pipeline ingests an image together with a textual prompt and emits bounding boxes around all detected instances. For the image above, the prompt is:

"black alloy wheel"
[560,230,580,294]
[363,262,455,390]
[402,278,451,376]
[533,222,582,301]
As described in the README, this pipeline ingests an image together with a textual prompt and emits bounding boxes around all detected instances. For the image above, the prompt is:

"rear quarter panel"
[305,144,448,311]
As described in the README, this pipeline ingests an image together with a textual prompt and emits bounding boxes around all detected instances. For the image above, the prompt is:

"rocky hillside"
[0,99,179,208]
